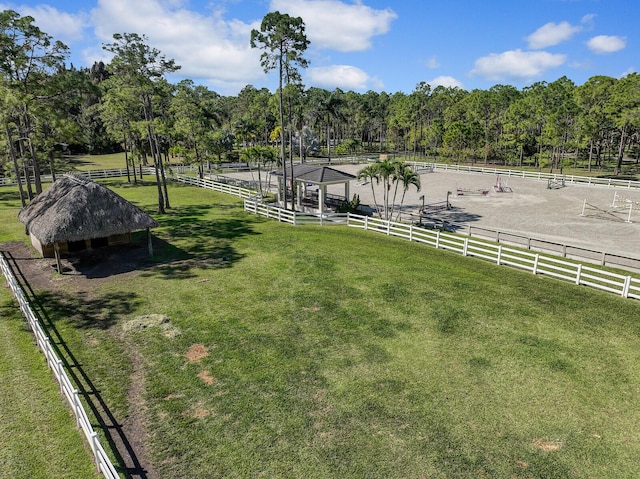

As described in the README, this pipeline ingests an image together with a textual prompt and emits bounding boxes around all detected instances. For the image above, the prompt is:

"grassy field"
[0,190,100,477]
[2,178,640,478]
[0,291,100,478]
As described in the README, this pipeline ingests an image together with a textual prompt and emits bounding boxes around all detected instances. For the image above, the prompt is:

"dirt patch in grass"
[189,400,212,419]
[122,314,180,338]
[185,343,209,362]
[197,370,215,385]
[532,438,562,451]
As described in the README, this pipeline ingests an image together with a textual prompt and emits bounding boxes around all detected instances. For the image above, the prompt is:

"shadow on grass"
[61,201,259,280]
[0,188,24,204]
[137,204,261,280]
[2,251,150,479]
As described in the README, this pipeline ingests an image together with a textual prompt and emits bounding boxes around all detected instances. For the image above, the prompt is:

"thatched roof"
[18,175,158,244]
[271,164,356,184]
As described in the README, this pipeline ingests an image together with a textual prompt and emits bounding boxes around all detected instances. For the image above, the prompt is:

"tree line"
[1,9,639,213]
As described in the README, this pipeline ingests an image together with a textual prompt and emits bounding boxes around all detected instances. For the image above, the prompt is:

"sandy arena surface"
[226,164,640,260]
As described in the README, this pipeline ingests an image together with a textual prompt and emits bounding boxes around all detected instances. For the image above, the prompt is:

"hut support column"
[54,242,62,274]
[147,228,153,257]
[319,186,326,215]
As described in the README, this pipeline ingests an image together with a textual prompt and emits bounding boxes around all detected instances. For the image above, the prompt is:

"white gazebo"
[271,164,356,214]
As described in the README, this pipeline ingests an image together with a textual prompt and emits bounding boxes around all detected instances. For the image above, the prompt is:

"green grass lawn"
[2,179,640,478]
[0,288,100,479]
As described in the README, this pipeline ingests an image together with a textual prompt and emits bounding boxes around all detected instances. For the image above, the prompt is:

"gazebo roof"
[271,164,356,184]
[18,175,158,244]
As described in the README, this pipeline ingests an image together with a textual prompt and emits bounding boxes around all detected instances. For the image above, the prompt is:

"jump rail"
[0,253,120,479]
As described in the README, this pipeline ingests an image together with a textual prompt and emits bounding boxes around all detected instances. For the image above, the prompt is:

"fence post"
[601,252,606,266]
[90,432,101,472]
[364,216,369,230]
[39,333,49,354]
[575,264,582,285]
[497,245,502,265]
[72,390,81,429]
[409,224,413,242]
[622,276,631,298]
[56,359,65,393]
[436,230,440,249]
[386,219,391,235]
[533,254,539,274]
[463,237,469,256]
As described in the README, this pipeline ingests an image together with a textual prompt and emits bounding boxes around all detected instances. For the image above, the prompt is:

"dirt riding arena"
[231,164,640,260]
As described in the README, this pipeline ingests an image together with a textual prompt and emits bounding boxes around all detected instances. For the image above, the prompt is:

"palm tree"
[241,145,277,195]
[375,158,401,220]
[395,165,421,221]
[311,88,346,162]
[235,116,259,148]
[356,163,381,218]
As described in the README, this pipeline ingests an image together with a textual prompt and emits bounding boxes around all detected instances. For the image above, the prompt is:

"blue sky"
[1,0,637,95]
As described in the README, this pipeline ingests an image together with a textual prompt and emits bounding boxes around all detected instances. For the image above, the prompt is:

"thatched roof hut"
[18,175,157,267]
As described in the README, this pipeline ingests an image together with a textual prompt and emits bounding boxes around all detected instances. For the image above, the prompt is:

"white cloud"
[307,65,372,90]
[526,21,582,49]
[270,0,397,52]
[89,0,264,93]
[586,35,626,54]
[426,56,440,69]
[429,75,464,89]
[0,3,88,43]
[581,14,596,29]
[621,67,636,78]
[470,49,566,82]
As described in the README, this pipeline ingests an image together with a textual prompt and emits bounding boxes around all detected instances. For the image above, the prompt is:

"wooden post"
[54,242,63,274]
[147,228,153,257]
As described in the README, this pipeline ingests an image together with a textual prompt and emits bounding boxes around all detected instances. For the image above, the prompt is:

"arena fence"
[407,161,640,190]
[0,253,119,479]
[243,199,640,301]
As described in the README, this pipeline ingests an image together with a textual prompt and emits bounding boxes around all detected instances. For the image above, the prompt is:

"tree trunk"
[144,102,165,214]
[124,136,132,183]
[615,123,627,176]
[6,126,26,207]
[278,56,287,210]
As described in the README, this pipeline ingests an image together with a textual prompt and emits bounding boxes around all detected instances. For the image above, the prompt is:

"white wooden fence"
[243,199,348,225]
[346,214,640,299]
[408,161,640,190]
[0,253,120,479]
[243,201,640,300]
[174,174,258,199]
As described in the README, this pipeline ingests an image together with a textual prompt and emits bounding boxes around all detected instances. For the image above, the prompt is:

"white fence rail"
[243,199,348,225]
[407,161,640,190]
[242,201,640,300]
[346,214,640,300]
[175,174,258,199]
[0,253,120,479]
